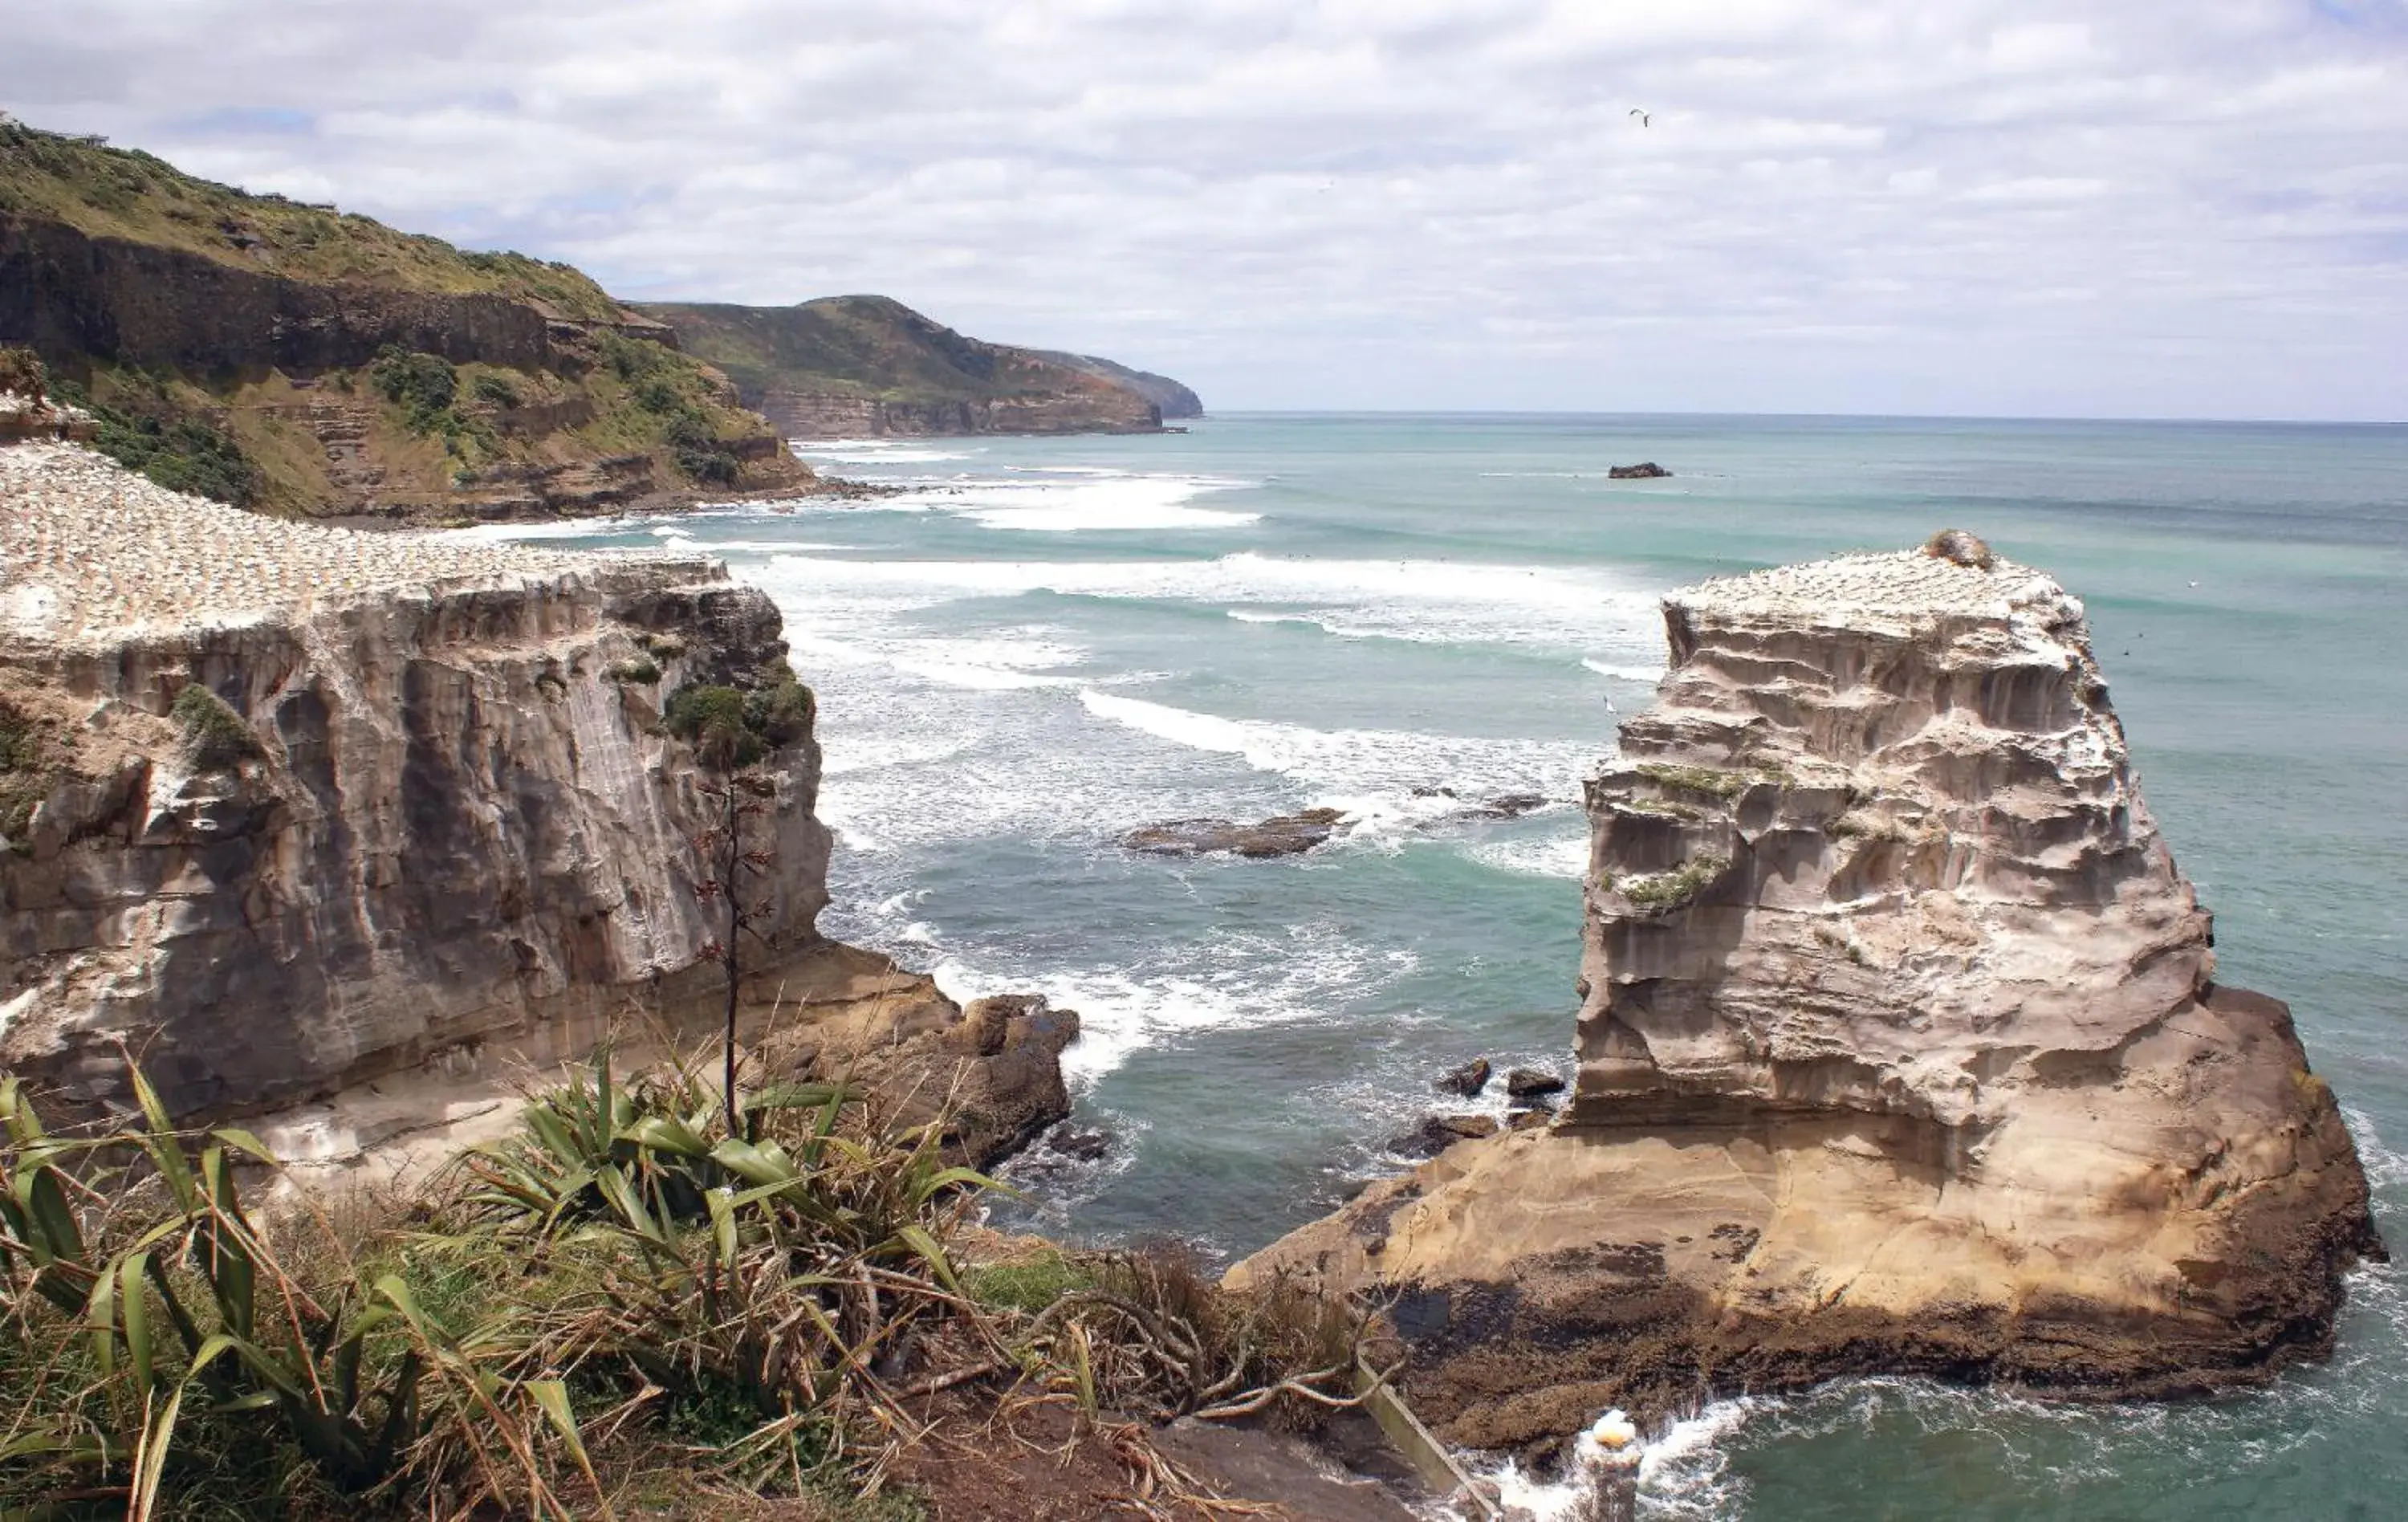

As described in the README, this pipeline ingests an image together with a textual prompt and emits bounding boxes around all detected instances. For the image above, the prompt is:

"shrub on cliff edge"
[665,683,762,770]
[0,344,44,400]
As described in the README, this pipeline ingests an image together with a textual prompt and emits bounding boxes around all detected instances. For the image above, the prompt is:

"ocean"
[494,413,2408,1519]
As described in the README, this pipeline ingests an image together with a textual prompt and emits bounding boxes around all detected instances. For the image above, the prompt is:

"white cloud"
[4,0,2406,418]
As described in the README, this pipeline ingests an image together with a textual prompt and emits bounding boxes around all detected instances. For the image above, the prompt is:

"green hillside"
[0,116,807,519]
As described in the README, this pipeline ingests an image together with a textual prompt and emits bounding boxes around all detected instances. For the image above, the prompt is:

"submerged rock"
[1503,1067,1566,1100]
[1389,1114,1502,1158]
[1607,462,1671,479]
[1468,793,1550,819]
[1438,1058,1493,1097]
[1122,808,1348,858]
[1233,544,2384,1449]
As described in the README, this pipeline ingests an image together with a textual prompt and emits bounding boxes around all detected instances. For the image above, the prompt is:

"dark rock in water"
[1123,808,1348,858]
[1504,1067,1567,1100]
[1043,1126,1112,1162]
[1410,784,1458,799]
[1389,1113,1502,1158]
[1439,1057,1493,1097]
[1608,462,1671,479]
[1469,793,1549,820]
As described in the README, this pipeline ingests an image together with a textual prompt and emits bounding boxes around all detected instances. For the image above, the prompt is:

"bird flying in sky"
[1629,108,1651,127]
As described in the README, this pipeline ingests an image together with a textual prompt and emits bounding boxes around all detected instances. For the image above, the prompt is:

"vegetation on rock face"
[367,346,458,430]
[0,695,47,846]
[0,344,44,399]
[1617,853,1732,911]
[1634,761,1754,800]
[665,685,763,771]
[170,682,261,771]
[44,371,263,506]
[665,664,815,771]
[603,335,745,486]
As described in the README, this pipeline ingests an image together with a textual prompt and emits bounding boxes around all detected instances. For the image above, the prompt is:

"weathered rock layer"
[1,445,1067,1160]
[1232,546,2382,1452]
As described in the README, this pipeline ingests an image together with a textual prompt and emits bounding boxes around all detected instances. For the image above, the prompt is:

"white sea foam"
[1464,833,1592,880]
[892,472,1261,532]
[1582,657,1669,683]
[791,438,977,466]
[1488,1396,1760,1520]
[1076,690,1600,816]
[925,923,1397,1082]
[762,551,1666,657]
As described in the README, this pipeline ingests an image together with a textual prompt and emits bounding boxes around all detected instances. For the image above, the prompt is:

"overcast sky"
[7,2,2407,419]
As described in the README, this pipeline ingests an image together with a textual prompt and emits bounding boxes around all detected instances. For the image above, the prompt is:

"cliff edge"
[1230,541,2383,1452]
[0,442,1069,1162]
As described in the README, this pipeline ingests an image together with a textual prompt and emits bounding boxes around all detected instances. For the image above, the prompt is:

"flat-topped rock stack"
[0,442,825,1126]
[0,442,696,645]
[1231,540,2382,1456]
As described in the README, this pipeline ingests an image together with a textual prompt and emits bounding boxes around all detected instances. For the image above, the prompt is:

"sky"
[6,2,2408,420]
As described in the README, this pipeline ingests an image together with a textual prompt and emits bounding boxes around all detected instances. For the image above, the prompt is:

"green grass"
[0,117,621,320]
[961,1251,1099,1316]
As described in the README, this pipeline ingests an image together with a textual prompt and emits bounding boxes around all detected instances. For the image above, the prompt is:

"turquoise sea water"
[499,414,2408,1519]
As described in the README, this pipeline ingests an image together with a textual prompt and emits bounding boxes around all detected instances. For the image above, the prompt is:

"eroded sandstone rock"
[1231,546,2382,1451]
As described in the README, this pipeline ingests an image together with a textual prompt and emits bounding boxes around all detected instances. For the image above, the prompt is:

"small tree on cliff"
[673,685,777,1135]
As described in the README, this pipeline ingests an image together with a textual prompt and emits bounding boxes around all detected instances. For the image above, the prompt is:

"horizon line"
[1182,407,2408,429]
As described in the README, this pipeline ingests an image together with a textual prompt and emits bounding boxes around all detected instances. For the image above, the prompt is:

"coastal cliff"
[1231,542,2383,1451]
[0,117,811,520]
[0,442,1068,1162]
[639,295,1191,437]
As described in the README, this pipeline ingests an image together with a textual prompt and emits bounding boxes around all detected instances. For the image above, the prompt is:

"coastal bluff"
[0,442,1066,1164]
[640,295,1192,438]
[1231,543,2384,1451]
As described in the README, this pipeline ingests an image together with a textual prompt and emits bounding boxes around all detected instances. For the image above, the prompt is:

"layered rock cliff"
[639,295,1188,437]
[1027,351,1204,420]
[0,116,811,519]
[1231,543,2383,1452]
[0,442,1069,1159]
